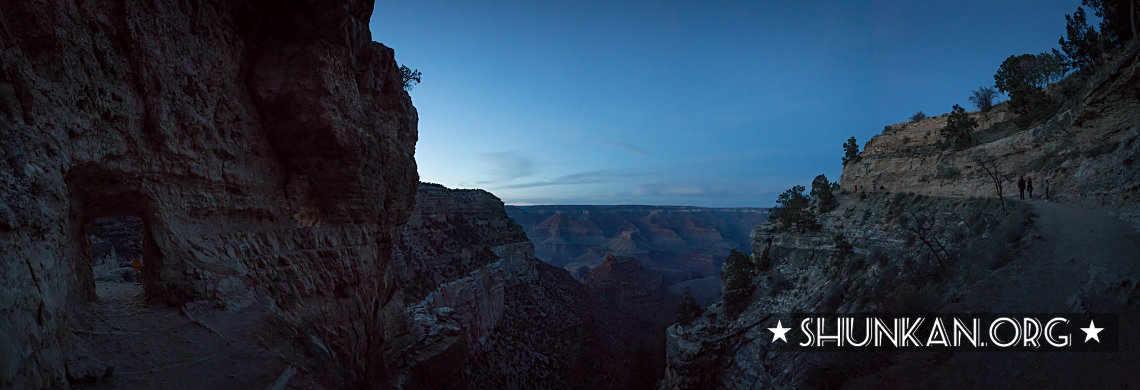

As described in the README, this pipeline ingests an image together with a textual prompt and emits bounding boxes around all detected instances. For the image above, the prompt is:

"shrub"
[400,65,422,90]
[910,111,927,122]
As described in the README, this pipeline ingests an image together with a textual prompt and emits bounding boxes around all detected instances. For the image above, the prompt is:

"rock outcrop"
[382,183,644,389]
[842,43,1140,224]
[0,1,417,388]
[665,43,1140,390]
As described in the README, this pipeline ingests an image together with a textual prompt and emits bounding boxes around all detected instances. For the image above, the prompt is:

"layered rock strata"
[0,1,417,387]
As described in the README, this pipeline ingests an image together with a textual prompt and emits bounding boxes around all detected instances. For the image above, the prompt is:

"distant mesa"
[506,204,769,296]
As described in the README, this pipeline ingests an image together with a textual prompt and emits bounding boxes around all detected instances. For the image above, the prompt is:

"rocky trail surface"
[70,283,302,390]
[844,199,1140,388]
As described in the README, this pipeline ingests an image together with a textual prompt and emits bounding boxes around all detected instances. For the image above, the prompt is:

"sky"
[369,0,1081,207]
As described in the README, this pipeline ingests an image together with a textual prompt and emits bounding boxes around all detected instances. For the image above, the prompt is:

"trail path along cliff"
[71,283,297,390]
[847,199,1140,388]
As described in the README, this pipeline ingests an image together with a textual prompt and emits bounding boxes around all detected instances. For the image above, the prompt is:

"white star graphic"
[1080,320,1103,343]
[769,320,791,343]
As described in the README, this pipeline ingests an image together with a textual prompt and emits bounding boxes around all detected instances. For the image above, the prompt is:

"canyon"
[3,0,1140,388]
[507,205,769,304]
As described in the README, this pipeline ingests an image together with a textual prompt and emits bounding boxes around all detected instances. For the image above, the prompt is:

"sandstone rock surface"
[842,44,1140,224]
[383,183,650,389]
[0,1,417,388]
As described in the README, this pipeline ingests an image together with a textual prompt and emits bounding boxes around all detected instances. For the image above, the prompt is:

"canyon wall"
[383,183,648,389]
[506,205,769,286]
[0,1,417,388]
[842,43,1140,224]
[664,42,1140,389]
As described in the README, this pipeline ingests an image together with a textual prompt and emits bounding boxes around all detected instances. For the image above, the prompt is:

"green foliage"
[994,54,1032,94]
[910,111,927,122]
[1080,0,1136,50]
[842,137,861,166]
[941,104,977,149]
[1038,50,1071,85]
[675,288,703,327]
[400,65,422,90]
[994,52,1068,94]
[993,52,1063,130]
[769,185,818,231]
[1059,6,1104,70]
[969,86,999,112]
[810,174,839,213]
[721,249,756,313]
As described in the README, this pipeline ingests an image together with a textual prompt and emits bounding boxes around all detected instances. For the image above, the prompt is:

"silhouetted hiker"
[131,257,142,284]
[1044,180,1050,202]
[1017,176,1026,200]
[1027,177,1034,200]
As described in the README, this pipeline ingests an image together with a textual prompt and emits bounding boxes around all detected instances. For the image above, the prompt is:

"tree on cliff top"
[810,174,839,213]
[941,104,977,149]
[842,137,861,166]
[1061,1,1139,70]
[769,185,818,232]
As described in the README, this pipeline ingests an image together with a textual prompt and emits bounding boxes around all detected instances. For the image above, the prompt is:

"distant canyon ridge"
[506,205,770,303]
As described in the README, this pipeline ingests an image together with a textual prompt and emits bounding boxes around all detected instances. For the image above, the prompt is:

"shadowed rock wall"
[0,1,417,387]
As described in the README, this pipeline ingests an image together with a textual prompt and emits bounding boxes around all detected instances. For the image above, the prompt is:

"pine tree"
[941,104,977,149]
[842,137,861,166]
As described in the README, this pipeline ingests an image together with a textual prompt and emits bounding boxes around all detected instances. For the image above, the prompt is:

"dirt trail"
[71,282,294,389]
[846,199,1140,388]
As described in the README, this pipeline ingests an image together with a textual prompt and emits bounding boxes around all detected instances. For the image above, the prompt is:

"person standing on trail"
[130,256,142,284]
[1027,177,1034,200]
[1044,180,1050,202]
[1017,176,1026,200]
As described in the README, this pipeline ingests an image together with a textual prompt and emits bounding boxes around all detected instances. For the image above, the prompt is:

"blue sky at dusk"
[370,1,1080,207]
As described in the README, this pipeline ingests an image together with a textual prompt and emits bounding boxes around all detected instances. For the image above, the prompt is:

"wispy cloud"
[600,140,651,158]
[501,169,646,189]
[476,151,535,184]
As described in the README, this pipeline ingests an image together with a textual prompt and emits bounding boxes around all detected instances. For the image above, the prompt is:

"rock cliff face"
[664,192,1140,388]
[842,43,1140,224]
[663,42,1140,389]
[382,183,642,389]
[506,205,769,285]
[0,1,417,388]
